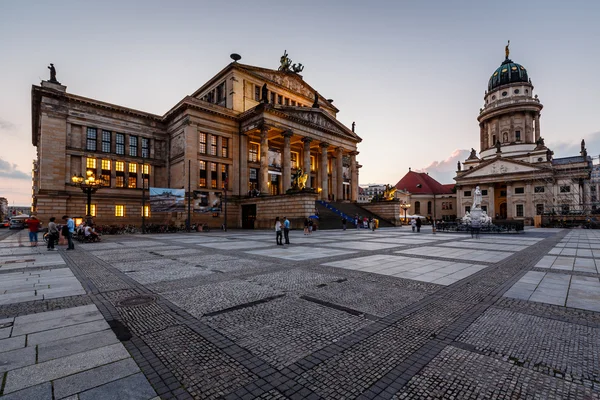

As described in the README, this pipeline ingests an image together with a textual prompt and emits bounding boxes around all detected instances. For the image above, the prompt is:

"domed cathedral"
[454,42,592,225]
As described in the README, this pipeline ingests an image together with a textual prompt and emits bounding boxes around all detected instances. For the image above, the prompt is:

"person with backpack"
[47,217,59,251]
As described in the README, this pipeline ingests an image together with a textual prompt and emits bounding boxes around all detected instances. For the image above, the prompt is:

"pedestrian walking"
[416,217,422,233]
[25,216,41,247]
[411,218,416,232]
[304,218,309,235]
[283,216,290,244]
[342,217,347,231]
[62,215,75,250]
[308,218,313,234]
[47,217,59,251]
[275,217,283,245]
[355,214,359,230]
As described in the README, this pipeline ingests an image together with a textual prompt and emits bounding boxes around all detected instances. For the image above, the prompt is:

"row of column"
[253,126,358,201]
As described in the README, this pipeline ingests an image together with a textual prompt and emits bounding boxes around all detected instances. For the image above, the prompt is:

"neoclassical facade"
[455,45,591,223]
[31,54,361,227]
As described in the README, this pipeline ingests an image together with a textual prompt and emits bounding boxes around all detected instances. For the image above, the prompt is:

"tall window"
[255,85,261,101]
[101,160,111,186]
[221,138,228,158]
[270,92,275,104]
[211,163,217,188]
[515,130,521,141]
[210,135,217,156]
[141,138,149,158]
[536,204,544,215]
[86,204,96,217]
[216,82,225,104]
[221,164,228,189]
[116,161,124,187]
[115,205,124,217]
[86,128,97,151]
[199,133,207,154]
[128,163,137,188]
[277,95,283,105]
[414,201,421,214]
[310,156,315,171]
[516,204,524,217]
[116,133,125,155]
[129,136,138,157]
[86,158,96,179]
[199,160,207,187]
[291,152,298,169]
[284,98,289,106]
[427,201,432,215]
[249,143,259,162]
[142,164,150,188]
[141,205,150,217]
[465,205,471,213]
[102,130,111,153]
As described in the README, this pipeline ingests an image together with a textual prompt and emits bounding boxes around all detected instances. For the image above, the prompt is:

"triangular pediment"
[460,158,545,178]
[279,108,360,142]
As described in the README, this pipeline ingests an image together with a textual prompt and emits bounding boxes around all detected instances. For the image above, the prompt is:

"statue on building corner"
[495,140,501,153]
[581,139,588,158]
[278,50,292,72]
[47,63,60,84]
[291,63,304,73]
[536,136,545,147]
[312,91,320,108]
[352,121,355,132]
[457,161,462,171]
[261,83,268,104]
[505,40,510,59]
[469,148,477,159]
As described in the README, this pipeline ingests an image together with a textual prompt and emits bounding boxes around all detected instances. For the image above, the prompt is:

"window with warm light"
[249,143,259,162]
[211,162,217,188]
[101,160,111,187]
[116,176,124,188]
[310,156,315,171]
[86,204,96,217]
[116,161,124,172]
[199,160,207,187]
[221,138,228,158]
[141,205,150,217]
[128,176,137,188]
[101,160,110,170]
[129,163,137,173]
[291,152,298,169]
[115,205,124,217]
[142,164,150,174]
[199,133,207,154]
[210,135,217,156]
[221,164,228,189]
[86,158,97,169]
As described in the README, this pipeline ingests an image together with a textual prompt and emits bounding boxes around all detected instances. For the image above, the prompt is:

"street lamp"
[71,170,105,225]
[400,202,411,225]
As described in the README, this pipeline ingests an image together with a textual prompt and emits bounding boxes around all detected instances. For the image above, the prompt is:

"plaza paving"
[0,226,599,399]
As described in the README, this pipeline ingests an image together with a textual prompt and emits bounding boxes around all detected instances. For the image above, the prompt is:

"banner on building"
[193,191,222,213]
[149,188,185,212]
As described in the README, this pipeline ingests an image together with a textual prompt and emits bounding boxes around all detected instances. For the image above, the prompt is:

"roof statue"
[457,161,462,171]
[468,148,477,159]
[278,50,304,73]
[312,91,320,108]
[495,140,501,153]
[505,40,510,59]
[581,139,588,158]
[352,121,356,132]
[536,136,545,147]
[261,83,268,104]
[47,63,60,84]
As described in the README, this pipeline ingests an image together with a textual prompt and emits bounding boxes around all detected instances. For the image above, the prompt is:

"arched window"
[427,201,432,215]
[415,201,421,215]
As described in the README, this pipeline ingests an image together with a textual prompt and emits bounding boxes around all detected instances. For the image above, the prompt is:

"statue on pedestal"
[261,84,268,104]
[495,140,501,153]
[291,168,308,190]
[473,186,482,208]
[312,91,320,108]
[47,63,60,84]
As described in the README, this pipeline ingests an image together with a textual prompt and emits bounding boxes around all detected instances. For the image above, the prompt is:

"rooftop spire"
[505,40,510,59]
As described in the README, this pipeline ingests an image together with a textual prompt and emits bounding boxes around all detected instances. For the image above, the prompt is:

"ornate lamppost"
[71,170,105,225]
[400,202,411,225]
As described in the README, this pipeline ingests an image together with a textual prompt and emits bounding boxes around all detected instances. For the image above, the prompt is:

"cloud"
[416,149,470,184]
[548,131,600,159]
[0,117,16,131]
[0,158,30,180]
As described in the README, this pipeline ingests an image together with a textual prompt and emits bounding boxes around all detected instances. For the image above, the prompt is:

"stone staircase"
[314,201,395,230]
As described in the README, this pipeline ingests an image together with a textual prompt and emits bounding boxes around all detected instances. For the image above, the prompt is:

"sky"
[1,0,599,205]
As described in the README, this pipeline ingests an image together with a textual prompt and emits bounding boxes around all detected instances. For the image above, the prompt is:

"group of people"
[23,215,78,250]
[410,217,423,233]
[352,215,377,231]
[274,216,290,245]
[303,217,315,235]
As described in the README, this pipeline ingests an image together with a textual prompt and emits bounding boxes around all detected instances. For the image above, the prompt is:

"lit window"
[291,152,298,169]
[129,163,137,173]
[128,176,137,188]
[86,204,96,217]
[116,176,124,187]
[86,158,97,169]
[199,133,207,154]
[86,128,97,151]
[221,138,229,158]
[142,164,150,175]
[199,160,207,187]
[310,155,315,171]
[116,161,124,172]
[101,160,111,170]
[249,143,259,162]
[210,135,217,156]
[141,205,150,217]
[115,205,124,217]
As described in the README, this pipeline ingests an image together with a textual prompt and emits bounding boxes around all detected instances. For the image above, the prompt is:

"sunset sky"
[1,0,599,205]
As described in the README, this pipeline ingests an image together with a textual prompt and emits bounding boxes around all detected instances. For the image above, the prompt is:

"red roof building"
[394,169,456,222]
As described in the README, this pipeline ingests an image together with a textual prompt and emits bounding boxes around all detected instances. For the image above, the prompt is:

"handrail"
[316,200,357,226]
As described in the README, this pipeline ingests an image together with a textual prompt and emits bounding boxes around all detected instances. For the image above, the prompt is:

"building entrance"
[498,203,507,219]
[242,204,256,229]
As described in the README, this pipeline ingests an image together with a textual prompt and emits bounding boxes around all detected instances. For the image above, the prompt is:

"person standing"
[275,217,283,245]
[354,215,359,229]
[283,216,290,244]
[47,217,58,251]
[342,217,347,231]
[308,218,313,234]
[25,216,41,247]
[62,215,75,250]
[304,218,309,235]
[416,217,422,233]
[411,218,416,232]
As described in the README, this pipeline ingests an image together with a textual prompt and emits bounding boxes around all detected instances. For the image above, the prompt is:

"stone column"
[488,185,495,218]
[217,136,223,158]
[206,162,213,190]
[320,142,329,201]
[534,113,541,140]
[137,164,142,189]
[302,138,312,188]
[456,186,462,218]
[350,151,358,202]
[506,183,513,219]
[239,133,248,195]
[217,162,223,191]
[282,131,292,192]
[336,147,344,201]
[259,126,269,195]
[525,181,533,218]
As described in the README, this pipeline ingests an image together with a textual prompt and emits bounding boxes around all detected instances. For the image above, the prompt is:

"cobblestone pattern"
[457,307,600,385]
[246,269,345,292]
[143,325,257,399]
[296,323,430,399]
[303,279,429,317]
[255,389,288,399]
[393,346,600,400]
[63,251,131,292]
[90,249,159,262]
[163,279,284,317]
[204,296,372,368]
[494,297,600,328]
[0,294,92,319]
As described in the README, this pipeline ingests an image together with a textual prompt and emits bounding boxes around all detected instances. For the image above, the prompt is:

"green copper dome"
[488,58,529,91]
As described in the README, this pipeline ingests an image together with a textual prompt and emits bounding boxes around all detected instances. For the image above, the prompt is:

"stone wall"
[240,193,317,229]
[361,202,402,226]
